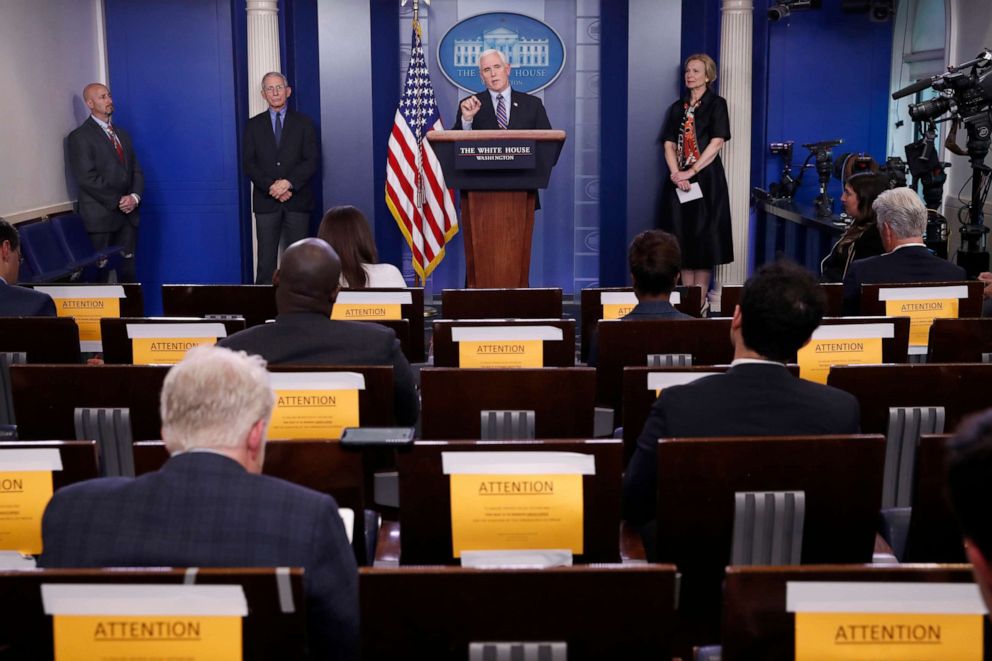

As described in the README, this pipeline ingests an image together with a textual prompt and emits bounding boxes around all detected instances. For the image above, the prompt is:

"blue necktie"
[496,94,508,129]
[274,112,283,148]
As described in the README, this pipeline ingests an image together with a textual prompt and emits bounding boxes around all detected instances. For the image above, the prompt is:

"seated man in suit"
[947,408,992,612]
[588,230,690,365]
[453,49,551,131]
[39,346,358,660]
[842,187,967,315]
[0,218,56,316]
[622,261,860,527]
[219,238,418,426]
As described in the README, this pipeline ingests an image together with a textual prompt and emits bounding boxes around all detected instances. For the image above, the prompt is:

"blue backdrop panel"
[763,4,894,209]
[105,0,242,313]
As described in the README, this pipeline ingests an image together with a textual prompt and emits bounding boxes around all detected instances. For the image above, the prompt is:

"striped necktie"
[106,124,125,163]
[496,94,508,129]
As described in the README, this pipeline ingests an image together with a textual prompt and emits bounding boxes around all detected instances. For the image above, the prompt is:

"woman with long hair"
[820,173,888,282]
[317,206,406,288]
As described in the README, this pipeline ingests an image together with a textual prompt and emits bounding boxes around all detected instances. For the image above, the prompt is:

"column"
[246,0,281,279]
[714,0,753,310]
[247,0,281,115]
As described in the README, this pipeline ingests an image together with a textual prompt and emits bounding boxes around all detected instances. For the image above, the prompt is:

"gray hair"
[478,49,509,69]
[160,346,274,453]
[872,187,926,239]
[260,72,288,89]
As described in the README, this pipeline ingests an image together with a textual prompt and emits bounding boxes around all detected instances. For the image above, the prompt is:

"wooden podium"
[428,129,566,288]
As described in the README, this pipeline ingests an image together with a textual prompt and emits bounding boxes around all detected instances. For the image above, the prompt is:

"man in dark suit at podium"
[452,50,551,131]
[243,72,319,284]
[0,218,56,317]
[842,188,966,315]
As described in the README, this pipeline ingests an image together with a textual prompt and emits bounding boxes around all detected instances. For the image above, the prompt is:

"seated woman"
[317,206,406,288]
[820,172,888,282]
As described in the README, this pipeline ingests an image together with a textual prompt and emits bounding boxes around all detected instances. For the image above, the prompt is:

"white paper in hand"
[677,182,703,204]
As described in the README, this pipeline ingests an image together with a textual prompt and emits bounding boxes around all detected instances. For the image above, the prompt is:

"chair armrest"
[620,520,647,563]
[373,520,401,567]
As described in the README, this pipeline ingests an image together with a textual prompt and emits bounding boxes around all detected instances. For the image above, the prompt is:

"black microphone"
[892,77,933,100]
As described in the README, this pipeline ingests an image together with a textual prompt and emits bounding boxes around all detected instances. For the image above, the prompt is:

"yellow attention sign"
[0,470,53,554]
[602,303,634,320]
[131,337,217,365]
[459,339,544,368]
[795,612,982,660]
[53,615,241,661]
[448,473,584,557]
[53,298,120,343]
[268,389,360,440]
[798,337,883,384]
[885,298,958,346]
[331,303,402,321]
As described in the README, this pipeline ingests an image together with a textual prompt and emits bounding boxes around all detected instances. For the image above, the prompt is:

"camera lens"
[767,5,790,20]
[908,97,951,122]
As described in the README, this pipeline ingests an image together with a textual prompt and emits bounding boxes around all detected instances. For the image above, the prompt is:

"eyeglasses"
[263,85,286,94]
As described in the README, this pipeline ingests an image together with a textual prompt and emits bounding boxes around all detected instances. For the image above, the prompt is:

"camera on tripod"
[893,49,992,275]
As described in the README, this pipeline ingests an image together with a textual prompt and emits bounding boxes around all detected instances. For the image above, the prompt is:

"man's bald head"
[82,83,114,121]
[273,238,342,315]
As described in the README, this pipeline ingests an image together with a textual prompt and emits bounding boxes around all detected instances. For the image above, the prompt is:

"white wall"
[0,0,106,222]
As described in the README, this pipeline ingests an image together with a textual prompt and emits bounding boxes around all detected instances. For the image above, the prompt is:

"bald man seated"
[219,238,418,425]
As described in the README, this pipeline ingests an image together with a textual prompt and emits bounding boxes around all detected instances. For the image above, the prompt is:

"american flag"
[386,21,458,281]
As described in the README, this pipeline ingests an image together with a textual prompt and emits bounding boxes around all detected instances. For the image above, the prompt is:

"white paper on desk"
[676,182,703,203]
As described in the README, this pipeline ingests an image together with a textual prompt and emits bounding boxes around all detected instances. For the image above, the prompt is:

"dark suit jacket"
[67,117,144,233]
[0,281,56,316]
[38,452,358,660]
[452,89,551,130]
[218,312,419,426]
[842,245,968,315]
[587,300,691,367]
[622,362,860,525]
[243,109,319,213]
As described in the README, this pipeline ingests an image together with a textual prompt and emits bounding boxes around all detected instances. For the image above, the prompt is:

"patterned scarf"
[677,97,703,170]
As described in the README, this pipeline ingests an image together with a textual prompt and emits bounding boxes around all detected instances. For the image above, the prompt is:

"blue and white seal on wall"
[437,12,566,94]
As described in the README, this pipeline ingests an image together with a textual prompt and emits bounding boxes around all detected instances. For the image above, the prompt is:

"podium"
[428,129,566,288]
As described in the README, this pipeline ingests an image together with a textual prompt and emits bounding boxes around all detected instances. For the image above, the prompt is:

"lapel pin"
[513,102,519,107]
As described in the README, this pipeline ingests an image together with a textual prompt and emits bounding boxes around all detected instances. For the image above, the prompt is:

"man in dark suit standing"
[452,49,551,131]
[243,72,319,284]
[622,261,860,526]
[39,345,359,660]
[219,238,419,426]
[0,218,56,316]
[67,83,144,283]
[842,187,967,315]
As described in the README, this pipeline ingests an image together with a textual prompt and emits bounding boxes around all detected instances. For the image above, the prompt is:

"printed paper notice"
[331,303,402,321]
[885,298,958,346]
[459,339,543,368]
[131,337,217,365]
[53,615,241,661]
[795,612,982,660]
[268,389,360,440]
[0,471,53,554]
[53,298,120,343]
[449,473,583,557]
[798,337,883,384]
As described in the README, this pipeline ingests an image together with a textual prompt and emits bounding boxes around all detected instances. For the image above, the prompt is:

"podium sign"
[456,140,536,170]
[428,129,566,288]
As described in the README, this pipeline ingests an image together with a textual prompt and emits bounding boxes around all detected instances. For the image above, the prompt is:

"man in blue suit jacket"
[0,219,56,316]
[39,346,359,660]
[842,187,967,315]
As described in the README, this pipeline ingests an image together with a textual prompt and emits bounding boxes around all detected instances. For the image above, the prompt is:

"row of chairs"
[16,214,122,283]
[4,432,975,658]
[4,562,970,659]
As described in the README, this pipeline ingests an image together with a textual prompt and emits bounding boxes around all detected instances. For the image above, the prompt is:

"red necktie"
[106,124,125,164]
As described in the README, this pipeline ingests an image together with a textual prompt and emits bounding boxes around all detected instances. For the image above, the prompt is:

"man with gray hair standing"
[243,72,319,284]
[842,187,966,314]
[39,346,359,660]
[452,49,551,131]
